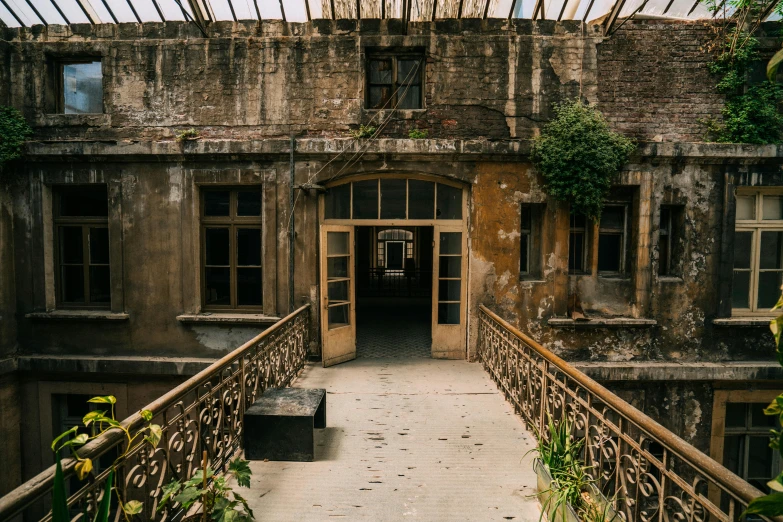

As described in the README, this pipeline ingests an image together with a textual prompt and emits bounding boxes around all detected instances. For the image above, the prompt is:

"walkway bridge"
[0,305,770,522]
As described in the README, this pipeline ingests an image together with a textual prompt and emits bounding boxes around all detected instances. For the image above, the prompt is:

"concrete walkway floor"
[245,358,541,521]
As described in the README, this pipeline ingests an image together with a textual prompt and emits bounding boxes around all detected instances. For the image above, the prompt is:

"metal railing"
[477,304,768,522]
[0,304,311,522]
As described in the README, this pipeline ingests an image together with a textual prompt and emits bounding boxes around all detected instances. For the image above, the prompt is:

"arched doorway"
[319,175,468,366]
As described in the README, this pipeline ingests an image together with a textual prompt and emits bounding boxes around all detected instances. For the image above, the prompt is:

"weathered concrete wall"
[0,170,17,359]
[0,373,22,495]
[1,19,731,142]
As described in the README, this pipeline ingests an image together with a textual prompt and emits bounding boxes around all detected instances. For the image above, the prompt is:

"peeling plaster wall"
[1,19,732,143]
[0,171,17,358]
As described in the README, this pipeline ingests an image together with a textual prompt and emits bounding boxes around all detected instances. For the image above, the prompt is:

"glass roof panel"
[157,0,190,20]
[257,0,283,18]
[5,0,44,25]
[460,0,486,17]
[127,0,163,21]
[207,0,234,18]
[282,0,308,19]
[637,0,670,16]
[542,0,567,19]
[104,0,141,22]
[86,0,115,22]
[488,0,514,17]
[306,0,323,17]
[384,0,403,18]
[228,0,256,20]
[436,0,457,17]
[52,0,91,23]
[618,0,644,18]
[0,1,22,25]
[34,0,69,24]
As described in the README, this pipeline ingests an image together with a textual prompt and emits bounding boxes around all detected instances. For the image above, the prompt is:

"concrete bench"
[243,388,326,462]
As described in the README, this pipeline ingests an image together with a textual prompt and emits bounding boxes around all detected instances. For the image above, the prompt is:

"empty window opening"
[54,185,110,308]
[722,402,782,493]
[366,50,424,110]
[659,205,685,277]
[733,190,783,312]
[569,214,588,273]
[597,205,628,275]
[201,188,263,311]
[59,60,103,114]
[520,204,545,279]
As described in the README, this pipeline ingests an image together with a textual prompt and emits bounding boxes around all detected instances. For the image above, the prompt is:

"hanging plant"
[0,106,32,167]
[531,101,635,221]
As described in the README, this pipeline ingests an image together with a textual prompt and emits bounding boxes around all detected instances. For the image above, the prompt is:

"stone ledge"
[712,317,773,327]
[25,310,129,321]
[176,313,280,325]
[16,355,215,376]
[548,317,657,328]
[574,361,783,381]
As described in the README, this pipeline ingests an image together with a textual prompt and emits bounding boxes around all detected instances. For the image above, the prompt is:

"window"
[58,60,103,114]
[597,205,628,274]
[54,185,110,308]
[324,179,462,221]
[659,205,684,277]
[722,402,782,493]
[201,188,263,310]
[520,204,544,279]
[377,229,414,270]
[366,51,424,110]
[733,190,783,312]
[569,214,588,273]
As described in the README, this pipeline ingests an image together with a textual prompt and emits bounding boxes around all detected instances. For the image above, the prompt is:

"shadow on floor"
[356,297,431,358]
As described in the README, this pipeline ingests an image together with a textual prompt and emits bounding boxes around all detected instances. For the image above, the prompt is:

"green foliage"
[534,417,616,522]
[176,128,200,142]
[703,31,783,144]
[531,101,635,221]
[408,128,428,139]
[0,106,32,166]
[747,290,783,517]
[50,396,162,521]
[349,124,377,139]
[158,457,255,522]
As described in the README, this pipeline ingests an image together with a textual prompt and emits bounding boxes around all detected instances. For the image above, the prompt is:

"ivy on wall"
[0,106,32,167]
[530,100,635,221]
[703,33,783,144]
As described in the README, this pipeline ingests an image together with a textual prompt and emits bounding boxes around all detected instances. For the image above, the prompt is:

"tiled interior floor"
[246,358,541,521]
[356,297,432,358]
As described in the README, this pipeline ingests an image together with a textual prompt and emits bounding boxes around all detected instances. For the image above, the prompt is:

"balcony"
[0,304,769,522]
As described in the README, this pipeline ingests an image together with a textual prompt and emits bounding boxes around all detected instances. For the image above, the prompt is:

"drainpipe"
[289,134,296,313]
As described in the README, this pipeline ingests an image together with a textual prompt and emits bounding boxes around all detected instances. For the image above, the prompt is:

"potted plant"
[157,457,255,522]
[532,417,617,522]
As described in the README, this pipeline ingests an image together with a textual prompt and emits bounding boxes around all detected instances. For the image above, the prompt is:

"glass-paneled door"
[320,225,356,367]
[431,225,467,357]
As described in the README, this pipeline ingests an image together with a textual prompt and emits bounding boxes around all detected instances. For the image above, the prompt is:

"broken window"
[597,205,628,275]
[733,190,783,312]
[201,188,263,310]
[568,214,588,273]
[54,185,110,307]
[722,402,782,493]
[366,51,424,110]
[520,204,544,279]
[58,60,103,114]
[658,205,684,277]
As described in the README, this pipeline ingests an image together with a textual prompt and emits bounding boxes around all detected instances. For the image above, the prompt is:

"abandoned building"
[1,0,783,518]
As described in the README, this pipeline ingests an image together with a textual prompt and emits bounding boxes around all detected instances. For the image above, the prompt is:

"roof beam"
[0,0,26,26]
[607,0,648,36]
[124,0,142,22]
[506,0,516,18]
[23,0,48,25]
[150,0,167,20]
[278,0,286,20]
[226,0,238,20]
[685,0,700,16]
[581,0,597,20]
[48,0,71,24]
[186,0,211,22]
[74,0,101,23]
[531,0,545,19]
[170,0,208,35]
[603,0,628,34]
[710,0,726,17]
[557,0,569,20]
[760,0,777,21]
[482,0,490,18]
[98,0,119,22]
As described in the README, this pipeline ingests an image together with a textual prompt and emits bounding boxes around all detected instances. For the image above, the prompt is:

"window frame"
[365,51,425,111]
[597,204,629,276]
[200,187,264,312]
[568,214,589,274]
[721,402,782,491]
[732,189,783,314]
[520,206,532,276]
[53,186,111,310]
[55,58,104,115]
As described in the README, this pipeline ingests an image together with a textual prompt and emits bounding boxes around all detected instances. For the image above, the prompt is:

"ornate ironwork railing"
[477,304,768,522]
[0,304,310,522]
[357,268,433,298]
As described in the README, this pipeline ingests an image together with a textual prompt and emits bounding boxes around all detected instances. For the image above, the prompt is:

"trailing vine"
[0,106,32,167]
[702,31,783,144]
[531,100,635,221]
